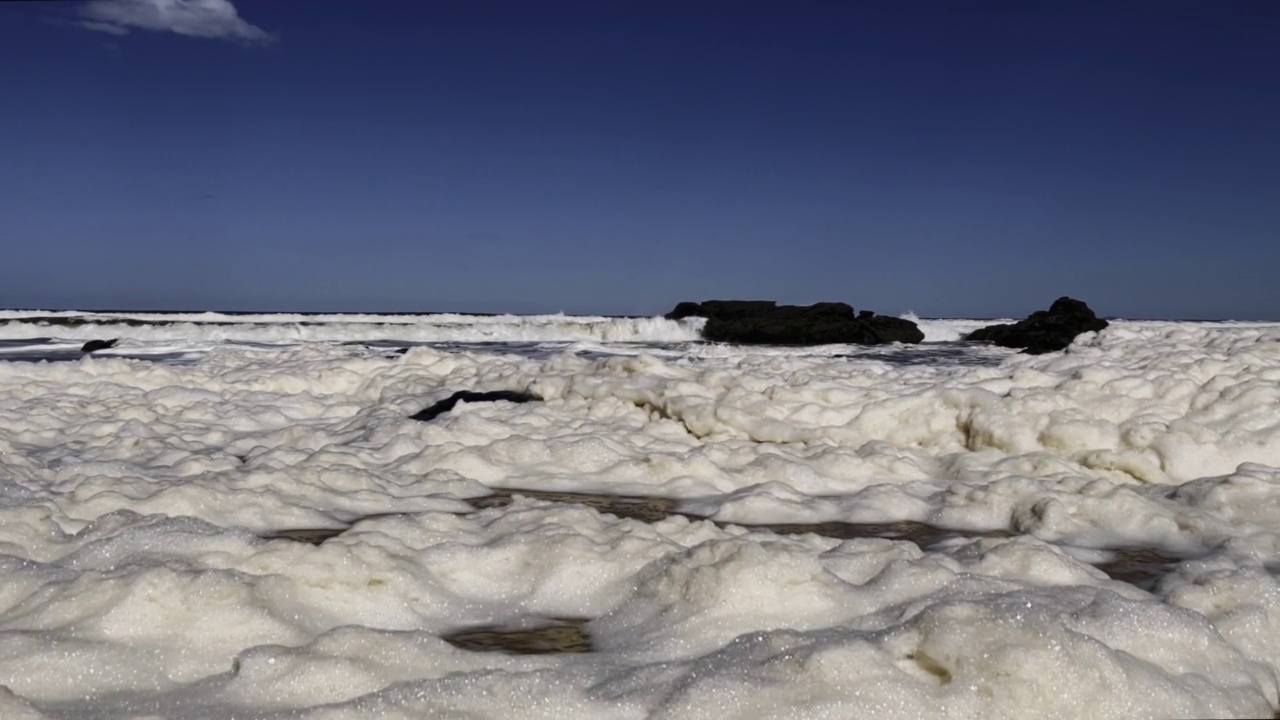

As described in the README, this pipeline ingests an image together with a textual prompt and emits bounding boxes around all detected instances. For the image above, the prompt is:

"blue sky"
[2,1,1277,318]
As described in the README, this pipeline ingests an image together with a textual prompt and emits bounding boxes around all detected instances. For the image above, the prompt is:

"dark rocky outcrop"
[409,390,540,422]
[665,300,923,345]
[965,297,1108,354]
[80,338,119,353]
[666,300,777,321]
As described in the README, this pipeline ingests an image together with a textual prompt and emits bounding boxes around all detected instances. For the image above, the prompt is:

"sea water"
[1,311,1278,719]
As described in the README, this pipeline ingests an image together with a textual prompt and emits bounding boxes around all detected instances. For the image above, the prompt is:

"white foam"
[0,319,1279,717]
[0,311,706,345]
[900,313,1015,342]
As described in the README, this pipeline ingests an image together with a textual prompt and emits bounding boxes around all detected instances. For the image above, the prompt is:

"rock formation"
[966,297,1108,354]
[666,300,923,345]
[409,390,540,422]
[80,339,119,353]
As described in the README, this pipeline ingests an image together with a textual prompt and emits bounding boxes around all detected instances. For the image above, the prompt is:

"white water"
[896,312,997,341]
[1,314,1279,718]
[0,311,706,345]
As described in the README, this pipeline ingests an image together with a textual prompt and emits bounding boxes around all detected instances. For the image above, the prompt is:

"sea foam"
[0,315,1278,718]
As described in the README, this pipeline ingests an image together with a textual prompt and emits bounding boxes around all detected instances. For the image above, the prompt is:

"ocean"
[1,310,1278,719]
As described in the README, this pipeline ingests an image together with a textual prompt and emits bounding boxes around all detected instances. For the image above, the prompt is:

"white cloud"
[79,0,275,43]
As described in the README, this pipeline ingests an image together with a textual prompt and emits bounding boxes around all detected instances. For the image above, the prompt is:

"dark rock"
[80,338,119,353]
[261,527,349,545]
[664,301,708,320]
[666,300,781,322]
[442,618,592,655]
[471,489,679,523]
[261,511,404,545]
[409,389,540,422]
[966,297,1109,354]
[664,300,923,345]
[1094,548,1184,592]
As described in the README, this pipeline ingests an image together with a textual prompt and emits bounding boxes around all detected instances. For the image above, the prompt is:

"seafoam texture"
[0,318,1279,718]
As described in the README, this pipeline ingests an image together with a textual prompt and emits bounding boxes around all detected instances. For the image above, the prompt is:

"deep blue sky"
[2,1,1277,318]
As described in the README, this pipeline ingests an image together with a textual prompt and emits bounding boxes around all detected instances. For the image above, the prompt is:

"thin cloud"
[81,20,131,36]
[79,0,275,43]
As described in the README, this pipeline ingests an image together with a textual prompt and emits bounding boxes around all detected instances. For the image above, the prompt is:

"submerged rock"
[262,487,1179,592]
[80,338,119,353]
[260,526,349,545]
[471,489,679,523]
[409,389,540,422]
[966,297,1109,354]
[665,300,923,345]
[442,618,592,655]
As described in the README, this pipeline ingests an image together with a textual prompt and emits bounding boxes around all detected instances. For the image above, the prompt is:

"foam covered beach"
[1,311,1279,718]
